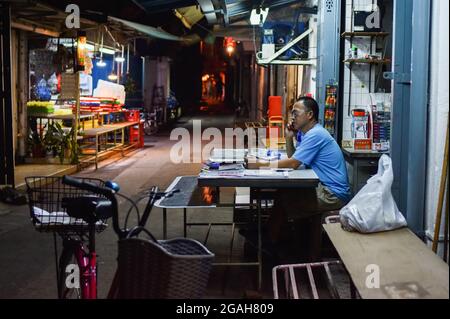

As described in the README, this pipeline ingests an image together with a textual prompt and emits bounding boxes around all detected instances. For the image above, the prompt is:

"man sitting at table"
[244,96,351,260]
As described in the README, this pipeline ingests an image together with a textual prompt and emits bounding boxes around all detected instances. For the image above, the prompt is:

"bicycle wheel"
[58,246,82,299]
[143,119,158,136]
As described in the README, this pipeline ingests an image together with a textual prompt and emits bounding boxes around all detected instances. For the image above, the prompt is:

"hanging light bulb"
[115,45,125,63]
[126,43,130,74]
[108,73,118,81]
[108,59,118,81]
[224,37,236,56]
[97,60,107,67]
[96,33,106,67]
[115,54,125,63]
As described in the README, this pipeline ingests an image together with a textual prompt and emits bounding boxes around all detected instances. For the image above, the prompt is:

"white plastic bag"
[340,154,407,233]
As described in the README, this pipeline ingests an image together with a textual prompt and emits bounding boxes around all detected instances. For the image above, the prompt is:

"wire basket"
[25,176,108,233]
[117,233,215,299]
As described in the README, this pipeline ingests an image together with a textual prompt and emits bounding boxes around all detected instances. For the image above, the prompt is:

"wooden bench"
[323,223,449,299]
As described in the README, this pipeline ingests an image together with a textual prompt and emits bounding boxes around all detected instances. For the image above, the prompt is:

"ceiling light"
[115,45,125,62]
[96,60,107,67]
[115,55,125,63]
[108,73,118,81]
[250,7,269,26]
[96,33,107,67]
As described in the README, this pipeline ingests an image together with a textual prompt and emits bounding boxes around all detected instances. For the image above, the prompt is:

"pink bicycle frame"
[73,242,97,299]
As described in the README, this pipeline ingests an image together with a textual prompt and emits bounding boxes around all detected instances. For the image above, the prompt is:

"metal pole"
[0,2,15,186]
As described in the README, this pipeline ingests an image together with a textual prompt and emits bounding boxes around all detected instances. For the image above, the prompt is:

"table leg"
[257,189,262,291]
[184,208,187,238]
[95,135,98,170]
[163,208,167,239]
[121,128,125,156]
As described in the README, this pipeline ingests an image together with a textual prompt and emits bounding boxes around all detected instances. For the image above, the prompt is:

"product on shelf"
[72,97,124,113]
[324,85,338,137]
[371,104,391,151]
[27,101,55,114]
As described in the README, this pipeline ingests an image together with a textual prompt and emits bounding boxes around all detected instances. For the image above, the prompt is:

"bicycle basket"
[25,176,108,233]
[117,236,215,299]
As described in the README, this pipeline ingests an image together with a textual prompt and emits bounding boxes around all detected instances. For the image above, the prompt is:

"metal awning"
[108,16,183,41]
[174,6,204,29]
[133,0,218,25]
[132,0,198,13]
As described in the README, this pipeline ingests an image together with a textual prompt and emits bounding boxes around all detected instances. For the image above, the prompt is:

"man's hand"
[285,123,298,139]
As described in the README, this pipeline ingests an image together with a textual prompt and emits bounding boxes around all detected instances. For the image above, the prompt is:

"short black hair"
[297,96,319,122]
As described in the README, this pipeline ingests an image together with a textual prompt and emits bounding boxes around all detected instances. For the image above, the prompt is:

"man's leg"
[268,185,345,261]
[306,184,346,261]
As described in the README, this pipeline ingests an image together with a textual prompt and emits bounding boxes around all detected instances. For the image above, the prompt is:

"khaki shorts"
[274,184,345,219]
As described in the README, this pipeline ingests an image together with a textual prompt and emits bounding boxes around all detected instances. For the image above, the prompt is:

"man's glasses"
[291,109,311,119]
[291,110,303,118]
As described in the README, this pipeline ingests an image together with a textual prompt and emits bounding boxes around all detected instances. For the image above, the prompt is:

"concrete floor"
[0,105,351,299]
[14,164,77,190]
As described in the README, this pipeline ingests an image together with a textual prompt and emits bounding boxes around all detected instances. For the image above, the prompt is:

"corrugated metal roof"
[133,0,198,13]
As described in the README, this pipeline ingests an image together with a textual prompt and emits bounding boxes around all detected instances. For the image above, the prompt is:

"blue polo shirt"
[293,124,351,203]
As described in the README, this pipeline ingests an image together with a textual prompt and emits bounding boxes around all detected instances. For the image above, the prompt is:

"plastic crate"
[126,110,140,122]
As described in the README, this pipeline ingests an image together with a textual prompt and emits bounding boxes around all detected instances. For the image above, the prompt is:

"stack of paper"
[243,169,289,178]
[247,148,285,161]
[218,163,245,171]
[209,148,246,163]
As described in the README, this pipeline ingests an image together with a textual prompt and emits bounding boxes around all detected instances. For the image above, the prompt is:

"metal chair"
[272,261,343,299]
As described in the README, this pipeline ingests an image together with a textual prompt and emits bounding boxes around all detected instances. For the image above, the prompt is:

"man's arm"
[247,157,301,170]
[285,124,297,158]
[286,135,296,158]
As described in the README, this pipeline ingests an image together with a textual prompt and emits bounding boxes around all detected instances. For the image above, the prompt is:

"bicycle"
[25,175,179,299]
[142,110,158,136]
[142,106,163,136]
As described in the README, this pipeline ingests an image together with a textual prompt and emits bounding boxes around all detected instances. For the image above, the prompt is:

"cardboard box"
[354,139,372,150]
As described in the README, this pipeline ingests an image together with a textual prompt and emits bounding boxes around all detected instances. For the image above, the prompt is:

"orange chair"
[268,96,282,119]
[266,96,285,148]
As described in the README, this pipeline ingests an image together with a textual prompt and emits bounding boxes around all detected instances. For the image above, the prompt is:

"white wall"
[425,0,449,256]
[299,10,317,98]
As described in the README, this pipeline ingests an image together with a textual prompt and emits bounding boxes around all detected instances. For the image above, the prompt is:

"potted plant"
[44,122,80,164]
[27,129,47,158]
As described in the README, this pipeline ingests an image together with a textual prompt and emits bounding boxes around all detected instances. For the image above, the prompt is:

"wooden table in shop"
[79,121,139,169]
[29,113,97,132]
[323,223,449,299]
